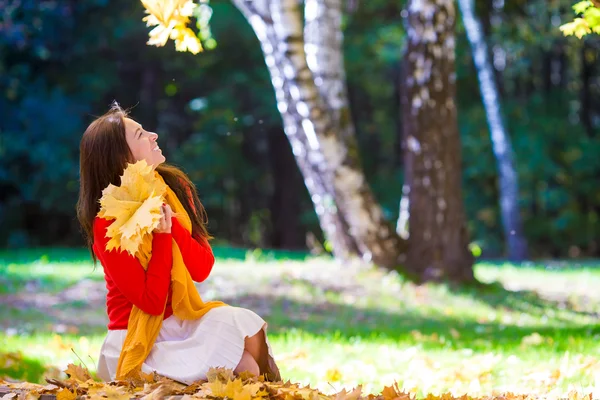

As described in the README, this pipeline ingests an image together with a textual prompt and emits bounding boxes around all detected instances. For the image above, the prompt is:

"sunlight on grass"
[270,330,600,397]
[1,249,600,397]
[2,330,599,397]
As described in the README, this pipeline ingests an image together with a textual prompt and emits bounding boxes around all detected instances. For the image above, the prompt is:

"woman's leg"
[244,329,281,381]
[234,350,260,376]
[244,329,269,372]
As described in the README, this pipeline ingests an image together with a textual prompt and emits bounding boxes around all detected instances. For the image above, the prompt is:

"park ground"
[1,248,599,398]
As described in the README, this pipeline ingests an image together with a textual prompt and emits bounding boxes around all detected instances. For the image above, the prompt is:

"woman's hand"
[154,204,172,234]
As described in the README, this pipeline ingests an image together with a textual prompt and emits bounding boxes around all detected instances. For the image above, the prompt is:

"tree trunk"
[458,0,528,261]
[232,0,358,261]
[274,0,405,267]
[233,0,407,269]
[401,0,475,283]
[302,0,361,256]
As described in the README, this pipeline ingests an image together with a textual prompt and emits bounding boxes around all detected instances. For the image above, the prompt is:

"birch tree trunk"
[303,0,348,138]
[402,0,475,282]
[234,0,407,269]
[231,0,358,261]
[458,0,528,261]
[299,0,406,267]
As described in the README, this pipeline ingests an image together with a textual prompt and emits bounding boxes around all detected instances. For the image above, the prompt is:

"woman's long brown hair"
[76,103,211,264]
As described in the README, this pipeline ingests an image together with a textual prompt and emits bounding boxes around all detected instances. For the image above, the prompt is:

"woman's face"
[124,118,165,167]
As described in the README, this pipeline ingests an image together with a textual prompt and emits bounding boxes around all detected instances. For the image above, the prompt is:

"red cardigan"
[93,216,214,330]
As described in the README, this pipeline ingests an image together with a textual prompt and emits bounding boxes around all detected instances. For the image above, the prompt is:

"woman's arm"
[93,218,173,315]
[171,217,215,282]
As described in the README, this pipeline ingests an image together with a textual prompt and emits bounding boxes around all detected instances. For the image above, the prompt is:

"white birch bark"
[233,0,407,268]
[231,0,358,261]
[458,0,528,260]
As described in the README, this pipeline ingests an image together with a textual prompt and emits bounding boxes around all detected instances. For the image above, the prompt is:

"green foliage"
[194,1,217,50]
[0,0,599,258]
[459,95,600,257]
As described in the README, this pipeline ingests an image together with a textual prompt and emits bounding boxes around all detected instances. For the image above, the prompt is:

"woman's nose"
[149,132,158,141]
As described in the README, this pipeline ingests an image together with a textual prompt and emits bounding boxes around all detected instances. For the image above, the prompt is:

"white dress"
[96,306,275,384]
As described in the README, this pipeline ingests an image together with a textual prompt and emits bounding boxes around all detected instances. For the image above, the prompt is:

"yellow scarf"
[115,173,226,380]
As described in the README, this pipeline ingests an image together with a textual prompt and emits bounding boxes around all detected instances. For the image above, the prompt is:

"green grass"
[0,351,48,383]
[0,248,103,295]
[0,246,308,295]
[1,249,600,398]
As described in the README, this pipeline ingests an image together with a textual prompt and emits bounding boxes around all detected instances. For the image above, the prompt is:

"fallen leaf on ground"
[334,386,362,400]
[206,367,236,383]
[0,363,595,400]
[55,388,77,400]
[64,363,92,383]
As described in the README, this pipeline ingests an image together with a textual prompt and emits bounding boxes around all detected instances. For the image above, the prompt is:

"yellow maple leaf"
[140,0,203,54]
[141,0,181,25]
[173,26,203,54]
[381,382,412,400]
[244,382,265,397]
[207,378,240,398]
[87,385,132,400]
[55,388,77,400]
[560,18,592,38]
[334,386,362,400]
[98,160,167,261]
[207,378,266,400]
[206,367,236,383]
[134,377,186,398]
[64,363,92,383]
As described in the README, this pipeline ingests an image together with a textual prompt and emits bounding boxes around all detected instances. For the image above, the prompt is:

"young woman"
[76,104,280,384]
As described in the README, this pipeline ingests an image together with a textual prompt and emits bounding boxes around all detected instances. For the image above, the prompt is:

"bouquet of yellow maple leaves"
[98,160,167,263]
